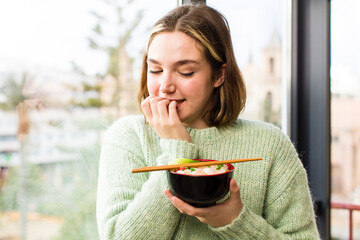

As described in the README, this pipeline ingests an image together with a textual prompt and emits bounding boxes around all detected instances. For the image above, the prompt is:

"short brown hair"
[138,4,246,127]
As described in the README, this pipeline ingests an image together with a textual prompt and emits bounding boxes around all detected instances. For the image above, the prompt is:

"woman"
[96,4,320,239]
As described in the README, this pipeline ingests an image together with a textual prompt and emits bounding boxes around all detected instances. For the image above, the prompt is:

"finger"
[196,216,208,224]
[171,196,204,217]
[229,179,241,201]
[164,189,174,200]
[168,101,179,122]
[170,197,189,214]
[164,195,185,214]
[158,99,170,123]
[141,96,153,121]
[149,97,161,122]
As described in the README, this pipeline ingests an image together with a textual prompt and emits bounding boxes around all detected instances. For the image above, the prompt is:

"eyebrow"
[147,58,200,66]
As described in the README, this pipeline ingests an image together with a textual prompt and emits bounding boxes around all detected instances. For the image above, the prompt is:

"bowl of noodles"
[166,159,234,208]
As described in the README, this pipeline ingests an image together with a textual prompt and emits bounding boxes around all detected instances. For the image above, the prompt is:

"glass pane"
[206,0,291,133]
[0,0,176,239]
[330,0,360,239]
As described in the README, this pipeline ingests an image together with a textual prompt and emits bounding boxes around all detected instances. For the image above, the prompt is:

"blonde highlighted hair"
[138,4,246,127]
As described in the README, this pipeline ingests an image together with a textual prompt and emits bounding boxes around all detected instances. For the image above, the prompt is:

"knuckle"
[159,99,170,106]
[140,103,147,110]
[166,121,175,128]
[157,101,166,107]
[168,118,177,126]
[151,119,159,126]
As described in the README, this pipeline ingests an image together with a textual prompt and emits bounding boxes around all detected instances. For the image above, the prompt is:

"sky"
[331,0,360,73]
[330,0,360,96]
[0,0,284,77]
[0,0,176,76]
[0,0,359,83]
[207,0,284,66]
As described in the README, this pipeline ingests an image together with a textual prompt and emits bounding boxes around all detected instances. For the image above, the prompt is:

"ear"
[213,64,226,88]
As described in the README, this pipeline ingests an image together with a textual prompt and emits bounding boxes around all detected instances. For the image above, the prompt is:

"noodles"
[174,164,229,176]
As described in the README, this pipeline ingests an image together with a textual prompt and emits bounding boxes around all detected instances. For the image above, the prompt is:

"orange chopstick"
[131,158,262,173]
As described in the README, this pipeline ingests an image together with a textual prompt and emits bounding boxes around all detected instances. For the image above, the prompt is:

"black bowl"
[166,159,234,208]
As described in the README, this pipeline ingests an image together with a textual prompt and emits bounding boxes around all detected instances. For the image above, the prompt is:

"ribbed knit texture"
[96,115,320,240]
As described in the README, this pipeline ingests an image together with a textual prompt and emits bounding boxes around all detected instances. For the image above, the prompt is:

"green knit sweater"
[96,115,320,239]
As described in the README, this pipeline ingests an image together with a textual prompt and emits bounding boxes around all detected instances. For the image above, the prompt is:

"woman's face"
[146,31,223,129]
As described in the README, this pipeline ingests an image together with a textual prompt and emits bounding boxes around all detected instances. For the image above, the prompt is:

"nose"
[159,72,176,94]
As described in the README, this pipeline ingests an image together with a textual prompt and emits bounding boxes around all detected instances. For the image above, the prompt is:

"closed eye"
[180,72,194,77]
[149,70,163,74]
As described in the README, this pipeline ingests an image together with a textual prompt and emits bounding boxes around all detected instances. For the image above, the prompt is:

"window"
[330,0,360,238]
[207,0,291,131]
[269,57,274,75]
[0,1,177,239]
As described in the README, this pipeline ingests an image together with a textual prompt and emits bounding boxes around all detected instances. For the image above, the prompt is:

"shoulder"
[109,114,145,130]
[231,118,286,140]
[103,115,147,144]
[231,118,296,158]
[233,118,278,128]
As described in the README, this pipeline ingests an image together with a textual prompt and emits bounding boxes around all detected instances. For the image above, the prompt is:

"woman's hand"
[164,179,243,227]
[141,96,192,142]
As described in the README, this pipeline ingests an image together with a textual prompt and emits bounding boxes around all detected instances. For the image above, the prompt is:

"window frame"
[291,0,331,238]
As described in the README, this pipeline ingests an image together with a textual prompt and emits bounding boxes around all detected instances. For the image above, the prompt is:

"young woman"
[96,4,320,239]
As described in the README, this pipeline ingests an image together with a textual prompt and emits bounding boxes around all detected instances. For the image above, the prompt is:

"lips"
[159,98,185,108]
[164,98,185,103]
[175,99,185,104]
[171,99,185,108]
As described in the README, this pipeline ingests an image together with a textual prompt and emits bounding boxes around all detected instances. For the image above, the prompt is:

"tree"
[0,73,45,239]
[0,73,29,111]
[0,163,45,212]
[69,81,105,108]
[54,144,101,240]
[87,0,144,116]
[0,73,33,191]
[35,143,102,240]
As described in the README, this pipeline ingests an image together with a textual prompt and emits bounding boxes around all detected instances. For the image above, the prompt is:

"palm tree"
[0,73,28,111]
[0,73,30,190]
[0,73,43,240]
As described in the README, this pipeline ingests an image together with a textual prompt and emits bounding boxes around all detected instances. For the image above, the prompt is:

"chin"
[178,115,189,125]
[178,116,186,124]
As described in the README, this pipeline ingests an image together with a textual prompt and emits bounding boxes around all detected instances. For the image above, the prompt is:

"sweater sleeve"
[209,129,320,239]
[157,138,199,165]
[96,118,199,240]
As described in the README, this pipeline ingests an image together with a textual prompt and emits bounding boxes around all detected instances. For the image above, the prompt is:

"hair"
[138,4,246,127]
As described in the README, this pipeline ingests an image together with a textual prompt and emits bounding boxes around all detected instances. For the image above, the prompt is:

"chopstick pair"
[131,158,262,173]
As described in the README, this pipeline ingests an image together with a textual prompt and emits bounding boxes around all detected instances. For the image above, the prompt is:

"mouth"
[166,98,185,103]
[168,99,185,108]
[175,99,185,104]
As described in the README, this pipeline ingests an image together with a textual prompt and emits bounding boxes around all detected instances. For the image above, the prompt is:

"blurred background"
[0,0,359,239]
